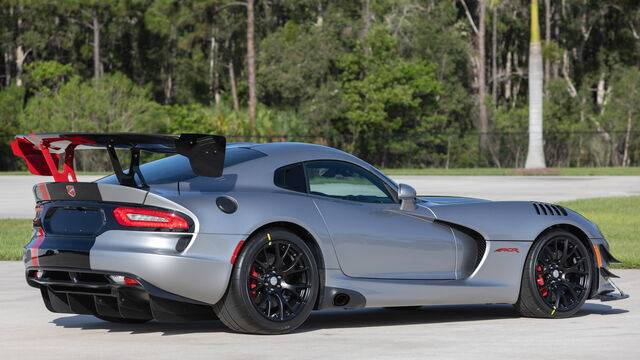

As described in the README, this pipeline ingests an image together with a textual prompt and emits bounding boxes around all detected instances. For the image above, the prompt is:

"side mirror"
[398,183,416,211]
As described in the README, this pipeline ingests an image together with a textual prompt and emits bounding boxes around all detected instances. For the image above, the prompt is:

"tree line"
[1,0,639,170]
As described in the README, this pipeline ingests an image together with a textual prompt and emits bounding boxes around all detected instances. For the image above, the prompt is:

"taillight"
[113,207,189,229]
[109,275,141,286]
[33,204,44,226]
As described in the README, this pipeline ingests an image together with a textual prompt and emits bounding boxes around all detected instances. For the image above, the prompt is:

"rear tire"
[514,230,593,318]
[214,228,319,334]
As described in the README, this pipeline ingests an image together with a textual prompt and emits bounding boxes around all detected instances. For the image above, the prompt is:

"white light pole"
[525,0,546,169]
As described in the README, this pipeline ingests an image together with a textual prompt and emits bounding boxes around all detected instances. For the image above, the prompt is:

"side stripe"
[31,228,45,266]
[39,183,50,201]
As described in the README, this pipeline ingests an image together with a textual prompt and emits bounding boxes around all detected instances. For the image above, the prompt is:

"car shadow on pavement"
[51,316,226,336]
[577,302,629,316]
[299,302,628,332]
[51,302,628,335]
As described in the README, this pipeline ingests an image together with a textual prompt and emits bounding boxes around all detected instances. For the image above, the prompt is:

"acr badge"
[495,248,519,253]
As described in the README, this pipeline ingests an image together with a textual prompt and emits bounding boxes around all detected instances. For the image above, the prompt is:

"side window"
[304,161,394,204]
[274,163,307,193]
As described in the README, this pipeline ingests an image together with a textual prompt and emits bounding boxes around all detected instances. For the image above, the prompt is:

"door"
[305,161,456,280]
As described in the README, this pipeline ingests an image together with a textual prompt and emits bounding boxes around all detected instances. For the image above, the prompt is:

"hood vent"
[532,202,568,216]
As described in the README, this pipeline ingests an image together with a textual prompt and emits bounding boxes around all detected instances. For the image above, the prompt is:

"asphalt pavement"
[0,261,637,359]
[1,175,639,218]
[393,175,640,202]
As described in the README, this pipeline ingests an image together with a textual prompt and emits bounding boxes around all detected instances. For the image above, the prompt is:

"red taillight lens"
[33,204,44,226]
[124,277,140,285]
[113,207,189,229]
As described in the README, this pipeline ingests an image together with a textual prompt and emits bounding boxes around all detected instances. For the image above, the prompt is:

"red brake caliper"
[536,265,548,297]
[250,266,259,297]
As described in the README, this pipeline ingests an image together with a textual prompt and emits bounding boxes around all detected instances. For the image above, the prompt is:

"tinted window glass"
[98,147,265,185]
[274,163,307,193]
[304,161,393,203]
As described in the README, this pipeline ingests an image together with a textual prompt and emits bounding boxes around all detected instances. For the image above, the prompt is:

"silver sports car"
[12,133,628,334]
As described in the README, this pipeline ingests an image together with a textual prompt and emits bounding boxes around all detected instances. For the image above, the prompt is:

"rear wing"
[11,133,226,186]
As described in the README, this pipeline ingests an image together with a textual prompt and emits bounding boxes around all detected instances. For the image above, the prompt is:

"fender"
[423,201,602,241]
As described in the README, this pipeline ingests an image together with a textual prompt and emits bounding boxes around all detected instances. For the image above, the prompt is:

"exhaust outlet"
[333,293,350,307]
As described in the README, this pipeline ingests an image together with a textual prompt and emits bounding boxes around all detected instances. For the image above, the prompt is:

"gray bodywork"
[31,142,616,308]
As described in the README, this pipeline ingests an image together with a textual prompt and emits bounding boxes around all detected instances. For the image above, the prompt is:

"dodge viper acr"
[12,133,628,334]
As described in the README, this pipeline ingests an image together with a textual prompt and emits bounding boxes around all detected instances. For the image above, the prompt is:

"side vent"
[532,202,568,216]
[474,236,487,270]
[435,220,486,273]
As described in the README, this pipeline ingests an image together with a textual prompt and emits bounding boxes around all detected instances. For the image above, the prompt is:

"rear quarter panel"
[157,189,340,270]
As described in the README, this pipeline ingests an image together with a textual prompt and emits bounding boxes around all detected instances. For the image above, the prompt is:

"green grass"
[383,167,640,176]
[0,219,32,261]
[1,197,638,268]
[558,196,640,269]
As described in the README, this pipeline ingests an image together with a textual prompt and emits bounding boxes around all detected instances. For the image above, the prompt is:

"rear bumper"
[26,267,216,321]
[25,229,245,306]
[90,231,242,304]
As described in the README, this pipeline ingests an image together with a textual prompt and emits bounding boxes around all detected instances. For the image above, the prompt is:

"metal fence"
[2,130,639,171]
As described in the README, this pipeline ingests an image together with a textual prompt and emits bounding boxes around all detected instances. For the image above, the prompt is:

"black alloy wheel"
[515,230,593,318]
[214,228,319,334]
[247,239,314,321]
[534,236,591,312]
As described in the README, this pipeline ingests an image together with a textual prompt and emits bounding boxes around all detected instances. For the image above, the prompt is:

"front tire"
[515,230,593,318]
[214,228,319,334]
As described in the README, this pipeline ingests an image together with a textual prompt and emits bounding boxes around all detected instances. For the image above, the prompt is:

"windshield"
[369,166,398,189]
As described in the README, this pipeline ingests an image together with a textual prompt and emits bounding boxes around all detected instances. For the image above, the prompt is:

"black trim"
[317,287,366,309]
[26,267,216,321]
[600,267,620,279]
[596,292,630,301]
[216,196,238,214]
[175,134,226,178]
[435,219,486,272]
[532,202,569,217]
[599,244,622,264]
[274,162,307,193]
[28,236,93,269]
[107,146,146,187]
[45,182,102,202]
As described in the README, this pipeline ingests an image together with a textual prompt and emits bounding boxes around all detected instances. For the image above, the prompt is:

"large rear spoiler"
[11,133,226,186]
